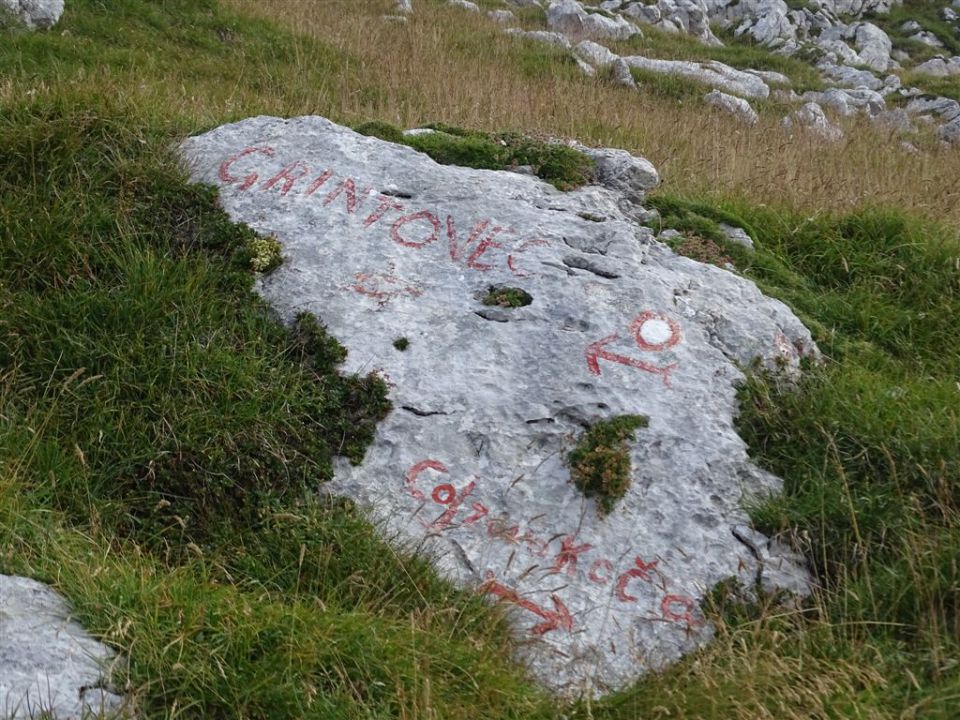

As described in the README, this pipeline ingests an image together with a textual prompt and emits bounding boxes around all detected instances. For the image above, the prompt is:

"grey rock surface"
[802,86,886,117]
[623,55,771,98]
[505,27,573,48]
[575,39,620,68]
[718,223,755,249]
[938,115,960,143]
[0,0,63,28]
[180,115,816,695]
[782,101,844,141]
[913,55,960,77]
[0,575,124,719]
[571,142,660,199]
[547,0,640,40]
[852,22,893,72]
[704,89,760,124]
[488,8,516,23]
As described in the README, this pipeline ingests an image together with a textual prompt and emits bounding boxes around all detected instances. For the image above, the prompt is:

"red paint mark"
[585,334,677,386]
[363,195,405,228]
[661,594,701,626]
[773,331,795,361]
[588,558,614,585]
[350,271,423,305]
[404,459,448,501]
[219,146,275,191]
[446,217,490,262]
[487,519,521,544]
[425,480,476,530]
[262,161,310,195]
[631,311,682,352]
[481,572,574,635]
[304,169,333,196]
[520,530,550,557]
[615,557,660,602]
[323,178,372,213]
[551,535,594,576]
[464,502,489,525]
[507,238,550,278]
[431,483,456,504]
[391,211,441,248]
[466,226,506,272]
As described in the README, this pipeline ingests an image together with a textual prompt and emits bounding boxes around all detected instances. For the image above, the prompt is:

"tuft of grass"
[481,286,533,308]
[567,415,649,515]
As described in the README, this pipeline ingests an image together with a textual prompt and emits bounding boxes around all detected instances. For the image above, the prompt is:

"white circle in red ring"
[432,484,456,505]
[631,311,681,351]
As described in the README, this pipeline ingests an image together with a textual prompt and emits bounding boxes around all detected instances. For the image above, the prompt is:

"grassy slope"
[1,0,959,718]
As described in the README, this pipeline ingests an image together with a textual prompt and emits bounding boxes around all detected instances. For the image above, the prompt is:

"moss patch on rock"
[567,415,649,515]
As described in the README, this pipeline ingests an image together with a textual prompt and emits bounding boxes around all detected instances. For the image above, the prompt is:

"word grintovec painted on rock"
[180,115,815,696]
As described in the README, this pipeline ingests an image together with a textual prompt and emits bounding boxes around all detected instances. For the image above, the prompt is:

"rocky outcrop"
[0,575,124,719]
[547,0,640,41]
[0,0,64,28]
[623,55,771,98]
[180,115,815,695]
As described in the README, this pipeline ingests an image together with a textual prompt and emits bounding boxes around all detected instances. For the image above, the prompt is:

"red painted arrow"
[585,333,677,386]
[481,572,574,635]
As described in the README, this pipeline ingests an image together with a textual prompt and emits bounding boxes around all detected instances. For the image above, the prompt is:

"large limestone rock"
[180,115,814,695]
[852,22,893,72]
[0,575,124,719]
[623,55,771,98]
[0,0,63,28]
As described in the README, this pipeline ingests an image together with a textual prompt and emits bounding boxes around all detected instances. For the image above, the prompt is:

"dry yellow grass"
[225,0,960,225]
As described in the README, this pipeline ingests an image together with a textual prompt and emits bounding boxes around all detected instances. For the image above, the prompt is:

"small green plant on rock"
[567,415,648,515]
[247,234,282,273]
[482,286,533,308]
[393,337,410,351]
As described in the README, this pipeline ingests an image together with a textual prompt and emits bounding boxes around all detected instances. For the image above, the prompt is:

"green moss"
[353,119,405,144]
[350,120,594,190]
[392,337,409,351]
[292,311,348,373]
[567,415,649,515]
[482,286,533,308]
[406,125,594,190]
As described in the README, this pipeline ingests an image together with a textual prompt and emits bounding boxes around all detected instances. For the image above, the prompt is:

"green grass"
[871,0,960,65]
[2,0,960,718]
[596,194,960,716]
